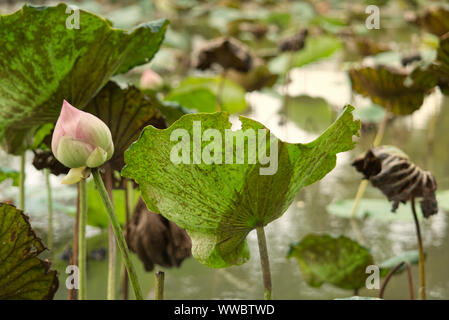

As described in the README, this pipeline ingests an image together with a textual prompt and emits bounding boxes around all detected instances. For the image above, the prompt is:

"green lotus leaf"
[417,6,449,37]
[286,95,334,133]
[0,4,168,154]
[326,198,422,222]
[84,81,167,171]
[288,234,374,290]
[0,167,19,186]
[379,250,420,277]
[164,77,247,114]
[122,105,359,268]
[268,35,342,74]
[0,203,58,299]
[349,65,432,115]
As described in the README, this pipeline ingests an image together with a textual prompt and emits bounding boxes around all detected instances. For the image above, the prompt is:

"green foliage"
[0,167,19,186]
[286,95,334,133]
[122,106,359,268]
[0,203,58,299]
[379,251,420,277]
[268,36,342,74]
[0,4,168,154]
[288,234,374,290]
[165,77,247,113]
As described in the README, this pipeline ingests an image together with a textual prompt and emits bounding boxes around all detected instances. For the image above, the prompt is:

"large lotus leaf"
[349,65,431,115]
[0,203,58,299]
[0,4,168,154]
[0,167,19,186]
[287,234,374,290]
[164,77,247,114]
[122,106,360,268]
[84,81,167,171]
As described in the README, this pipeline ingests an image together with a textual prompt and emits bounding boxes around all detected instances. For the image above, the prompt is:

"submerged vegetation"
[1,0,449,301]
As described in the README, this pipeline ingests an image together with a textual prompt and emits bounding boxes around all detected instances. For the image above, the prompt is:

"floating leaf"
[288,234,374,290]
[327,198,419,222]
[286,95,334,133]
[379,250,420,277]
[0,203,58,299]
[165,77,247,113]
[122,106,359,267]
[349,65,431,115]
[268,35,342,74]
[353,104,386,124]
[0,167,19,186]
[0,4,168,154]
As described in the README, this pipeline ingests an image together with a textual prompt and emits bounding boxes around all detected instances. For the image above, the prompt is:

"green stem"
[105,165,116,300]
[78,178,88,300]
[19,152,25,211]
[92,168,143,300]
[256,225,272,300]
[155,271,165,300]
[45,169,54,257]
[411,197,426,300]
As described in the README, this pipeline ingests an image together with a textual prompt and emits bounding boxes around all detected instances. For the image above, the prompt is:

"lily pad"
[0,4,168,154]
[287,234,374,290]
[165,77,247,113]
[379,250,420,277]
[327,198,420,222]
[122,106,359,267]
[0,203,58,299]
[286,95,334,133]
[349,65,431,115]
[268,35,342,74]
[0,167,19,186]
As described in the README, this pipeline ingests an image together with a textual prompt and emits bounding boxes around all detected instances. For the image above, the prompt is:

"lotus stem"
[256,225,272,300]
[19,152,25,210]
[68,185,81,300]
[379,260,414,300]
[78,178,88,300]
[155,271,165,300]
[121,179,133,300]
[411,197,426,300]
[45,169,54,257]
[350,110,390,219]
[104,164,117,300]
[92,168,143,300]
[216,68,228,112]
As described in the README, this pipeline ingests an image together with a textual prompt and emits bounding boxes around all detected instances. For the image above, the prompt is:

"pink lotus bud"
[52,100,114,170]
[140,69,163,89]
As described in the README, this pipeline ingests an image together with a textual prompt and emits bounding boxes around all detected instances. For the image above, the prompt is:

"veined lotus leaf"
[349,65,432,115]
[0,203,58,299]
[288,234,374,290]
[122,106,359,268]
[0,4,168,154]
[84,81,167,171]
[164,77,247,114]
[434,36,449,95]
[0,167,19,186]
[417,7,449,37]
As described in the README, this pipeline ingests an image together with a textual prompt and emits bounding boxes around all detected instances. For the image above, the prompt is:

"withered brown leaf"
[126,198,191,271]
[194,37,254,73]
[279,29,308,52]
[352,146,438,218]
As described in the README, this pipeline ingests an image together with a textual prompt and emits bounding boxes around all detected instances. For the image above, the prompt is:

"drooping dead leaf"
[194,37,254,73]
[126,198,191,271]
[32,149,69,176]
[352,146,438,218]
[279,29,308,52]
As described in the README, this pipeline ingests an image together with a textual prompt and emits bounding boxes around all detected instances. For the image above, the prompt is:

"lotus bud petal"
[52,100,114,169]
[140,69,163,89]
[61,167,91,185]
